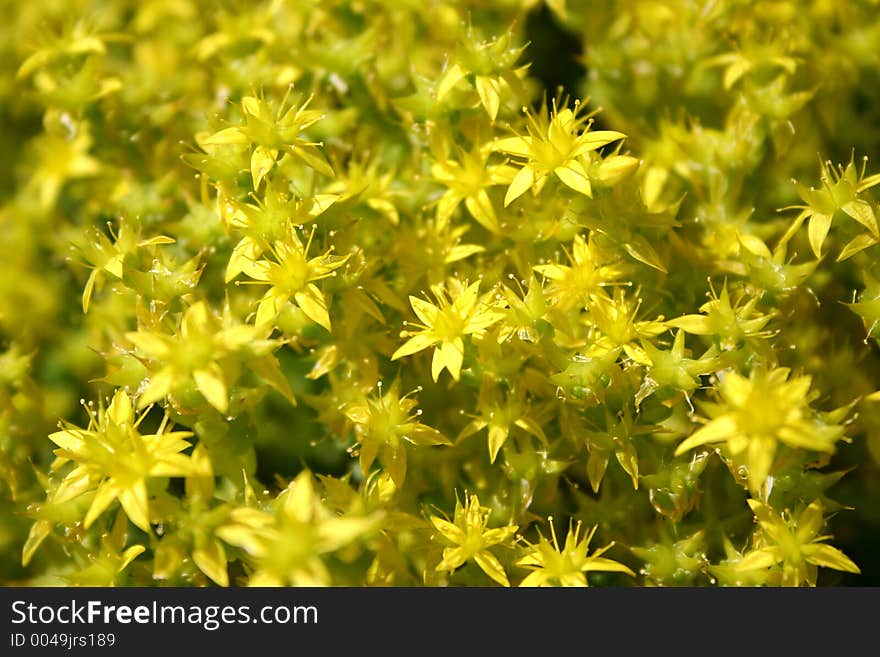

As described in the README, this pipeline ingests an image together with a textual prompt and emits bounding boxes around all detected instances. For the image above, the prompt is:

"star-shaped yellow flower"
[495,99,626,205]
[737,499,860,586]
[674,367,845,493]
[233,225,350,332]
[430,493,518,586]
[391,278,506,381]
[47,389,197,533]
[200,90,333,189]
[217,471,379,586]
[517,518,634,587]
[126,300,294,413]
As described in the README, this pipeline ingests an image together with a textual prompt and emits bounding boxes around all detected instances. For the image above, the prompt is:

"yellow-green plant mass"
[3,0,880,588]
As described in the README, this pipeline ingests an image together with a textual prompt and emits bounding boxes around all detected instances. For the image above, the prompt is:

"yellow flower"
[75,221,175,313]
[126,300,294,413]
[737,499,860,586]
[46,389,196,533]
[152,445,231,587]
[27,126,102,211]
[233,225,350,331]
[216,471,378,586]
[585,288,667,363]
[517,519,634,587]
[64,513,146,587]
[344,380,452,486]
[495,99,626,205]
[431,144,516,233]
[533,234,627,312]
[391,278,506,382]
[674,368,845,493]
[224,182,339,283]
[783,157,880,258]
[457,382,547,463]
[200,90,332,189]
[435,29,529,121]
[666,281,775,350]
[430,492,518,586]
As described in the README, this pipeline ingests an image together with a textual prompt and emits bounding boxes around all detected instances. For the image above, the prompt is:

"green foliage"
[2,0,880,587]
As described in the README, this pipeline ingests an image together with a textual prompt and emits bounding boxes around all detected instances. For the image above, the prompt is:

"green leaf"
[587,449,610,494]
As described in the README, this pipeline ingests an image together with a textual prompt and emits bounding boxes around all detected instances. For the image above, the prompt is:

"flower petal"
[391,332,437,360]
[675,415,738,455]
[194,365,228,413]
[504,165,535,207]
[436,62,467,100]
[295,284,331,331]
[474,551,510,586]
[118,481,151,533]
[808,212,832,258]
[193,540,229,587]
[84,482,120,529]
[554,160,592,197]
[432,340,464,381]
[803,544,861,574]
[474,75,500,121]
[430,516,465,545]
[410,296,440,326]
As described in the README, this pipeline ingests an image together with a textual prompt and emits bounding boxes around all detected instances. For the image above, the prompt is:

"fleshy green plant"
[2,0,880,588]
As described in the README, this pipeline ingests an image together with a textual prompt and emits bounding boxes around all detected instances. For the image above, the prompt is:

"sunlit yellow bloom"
[217,471,379,586]
[234,225,350,331]
[391,278,506,382]
[435,30,529,121]
[675,368,845,493]
[431,145,516,233]
[345,380,451,486]
[737,499,860,587]
[533,234,627,312]
[76,222,174,313]
[430,493,518,586]
[126,300,294,413]
[225,182,338,282]
[495,99,626,205]
[46,390,196,533]
[783,156,880,258]
[200,90,332,189]
[517,519,634,587]
[457,383,547,463]
[666,282,775,350]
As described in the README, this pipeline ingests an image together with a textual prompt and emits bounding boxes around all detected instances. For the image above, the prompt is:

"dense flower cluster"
[2,0,879,587]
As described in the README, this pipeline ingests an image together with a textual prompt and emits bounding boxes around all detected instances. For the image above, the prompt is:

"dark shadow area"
[524,6,585,101]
